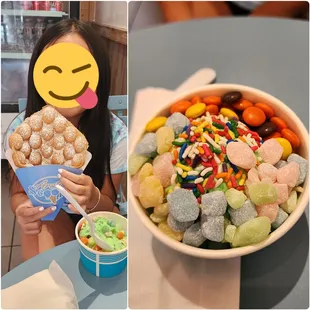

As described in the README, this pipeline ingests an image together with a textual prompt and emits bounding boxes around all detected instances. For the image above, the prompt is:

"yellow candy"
[145,116,167,132]
[176,163,192,172]
[150,213,167,224]
[154,203,169,216]
[220,108,239,120]
[185,103,206,118]
[228,130,235,139]
[275,138,293,160]
[211,126,218,132]
[156,126,175,154]
[158,221,184,241]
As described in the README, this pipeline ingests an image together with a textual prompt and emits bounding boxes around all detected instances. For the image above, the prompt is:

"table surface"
[2,241,127,309]
[129,17,309,309]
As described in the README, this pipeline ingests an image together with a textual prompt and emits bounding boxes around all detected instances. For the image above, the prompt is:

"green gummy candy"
[225,225,237,243]
[222,218,232,243]
[280,190,297,214]
[248,183,278,206]
[225,188,247,210]
[224,217,231,229]
[88,237,96,247]
[232,216,271,247]
[209,182,228,193]
[129,153,149,176]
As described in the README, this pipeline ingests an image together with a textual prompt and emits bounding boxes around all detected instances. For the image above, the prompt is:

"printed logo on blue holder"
[28,176,63,205]
[16,165,83,221]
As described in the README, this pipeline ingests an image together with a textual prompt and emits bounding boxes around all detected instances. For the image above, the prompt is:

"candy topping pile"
[130,91,308,249]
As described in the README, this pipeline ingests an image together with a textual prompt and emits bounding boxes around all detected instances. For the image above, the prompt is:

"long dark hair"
[25,19,116,200]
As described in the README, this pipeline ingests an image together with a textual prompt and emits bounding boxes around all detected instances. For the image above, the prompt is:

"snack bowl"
[129,84,309,259]
[75,211,127,277]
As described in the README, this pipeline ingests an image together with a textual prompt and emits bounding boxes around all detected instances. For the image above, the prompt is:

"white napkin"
[2,261,78,309]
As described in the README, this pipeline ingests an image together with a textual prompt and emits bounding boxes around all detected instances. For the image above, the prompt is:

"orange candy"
[116,231,125,240]
[232,99,254,111]
[205,104,219,115]
[202,96,221,106]
[80,237,88,245]
[170,100,192,114]
[191,95,202,104]
[255,103,275,118]
[281,128,300,148]
[242,107,266,127]
[264,132,282,140]
[93,245,102,251]
[270,117,288,131]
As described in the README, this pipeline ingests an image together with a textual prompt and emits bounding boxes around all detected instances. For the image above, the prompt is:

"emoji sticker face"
[33,42,99,109]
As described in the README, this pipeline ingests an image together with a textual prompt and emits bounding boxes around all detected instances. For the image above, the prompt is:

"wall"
[87,1,127,96]
[95,2,127,30]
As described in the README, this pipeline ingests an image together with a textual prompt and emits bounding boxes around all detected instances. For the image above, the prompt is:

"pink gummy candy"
[226,141,256,169]
[258,139,283,165]
[274,183,289,204]
[255,203,279,223]
[258,163,278,183]
[153,152,175,187]
[248,168,260,183]
[260,178,273,184]
[277,162,300,187]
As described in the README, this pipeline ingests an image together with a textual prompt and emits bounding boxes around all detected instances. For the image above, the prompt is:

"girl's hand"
[16,200,56,235]
[58,169,98,214]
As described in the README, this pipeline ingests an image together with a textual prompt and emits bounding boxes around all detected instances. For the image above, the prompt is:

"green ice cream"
[79,217,127,252]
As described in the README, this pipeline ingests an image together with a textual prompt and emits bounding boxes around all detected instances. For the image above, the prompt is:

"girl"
[9,19,127,260]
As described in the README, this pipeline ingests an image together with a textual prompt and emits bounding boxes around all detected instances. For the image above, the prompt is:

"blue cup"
[75,211,128,278]
[15,165,82,221]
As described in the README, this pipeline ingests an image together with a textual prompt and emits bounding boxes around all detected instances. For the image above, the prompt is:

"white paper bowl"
[129,84,309,259]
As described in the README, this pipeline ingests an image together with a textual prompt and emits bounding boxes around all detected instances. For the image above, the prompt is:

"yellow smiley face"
[33,42,99,109]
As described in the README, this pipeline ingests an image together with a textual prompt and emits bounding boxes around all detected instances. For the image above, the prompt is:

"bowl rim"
[75,211,128,256]
[129,83,309,259]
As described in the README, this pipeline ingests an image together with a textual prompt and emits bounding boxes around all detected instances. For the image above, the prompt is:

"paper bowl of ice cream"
[75,211,127,277]
[129,84,309,259]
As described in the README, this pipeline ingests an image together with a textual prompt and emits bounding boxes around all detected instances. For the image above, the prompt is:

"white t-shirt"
[233,1,263,11]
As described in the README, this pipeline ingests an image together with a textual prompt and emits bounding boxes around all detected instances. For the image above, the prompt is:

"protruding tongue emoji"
[76,87,98,109]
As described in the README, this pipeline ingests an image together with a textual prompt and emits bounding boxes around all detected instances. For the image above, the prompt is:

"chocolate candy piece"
[255,122,277,137]
[222,91,242,104]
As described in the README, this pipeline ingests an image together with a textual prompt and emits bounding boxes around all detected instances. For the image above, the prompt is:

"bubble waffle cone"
[8,106,89,169]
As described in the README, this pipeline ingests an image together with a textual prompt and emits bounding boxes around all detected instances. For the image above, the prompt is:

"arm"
[250,1,308,17]
[92,173,124,213]
[10,171,28,214]
[160,1,192,22]
[191,1,231,18]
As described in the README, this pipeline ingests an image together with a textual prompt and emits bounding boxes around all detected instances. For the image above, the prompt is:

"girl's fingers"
[17,206,44,217]
[25,229,41,235]
[64,188,87,206]
[25,221,42,231]
[30,206,56,222]
[58,169,86,185]
[59,175,86,195]
[24,206,56,223]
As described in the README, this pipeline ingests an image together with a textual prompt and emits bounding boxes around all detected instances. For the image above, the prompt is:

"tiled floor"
[2,160,23,276]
